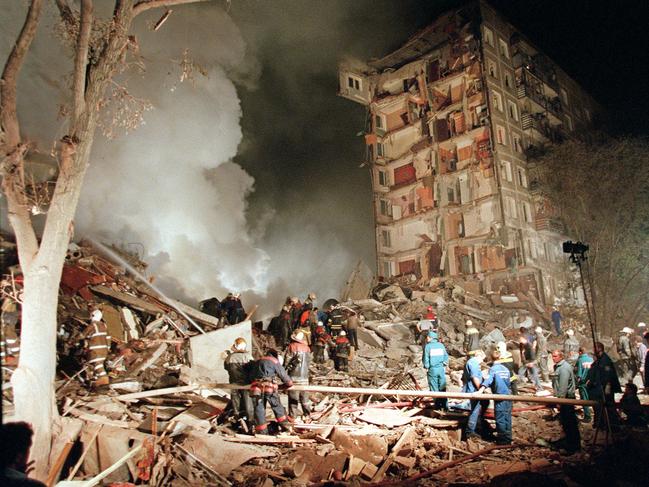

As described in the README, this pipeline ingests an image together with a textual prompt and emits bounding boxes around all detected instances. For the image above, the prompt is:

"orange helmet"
[232,337,247,351]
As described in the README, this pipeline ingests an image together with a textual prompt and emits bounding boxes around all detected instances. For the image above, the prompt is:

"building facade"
[338,1,599,303]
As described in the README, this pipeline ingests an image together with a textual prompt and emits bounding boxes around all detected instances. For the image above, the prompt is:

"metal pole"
[577,259,598,350]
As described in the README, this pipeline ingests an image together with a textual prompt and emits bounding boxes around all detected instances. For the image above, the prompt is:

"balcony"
[521,113,564,143]
[535,216,564,233]
[516,71,562,119]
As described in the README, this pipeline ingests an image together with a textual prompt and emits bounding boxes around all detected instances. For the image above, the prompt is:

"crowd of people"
[223,294,362,434]
[418,310,648,454]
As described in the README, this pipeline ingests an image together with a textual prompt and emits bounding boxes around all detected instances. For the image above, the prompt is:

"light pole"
[563,241,598,349]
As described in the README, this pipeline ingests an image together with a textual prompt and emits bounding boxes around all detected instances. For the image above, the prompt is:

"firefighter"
[0,312,20,367]
[563,329,580,365]
[312,323,333,364]
[249,349,293,435]
[284,331,311,418]
[464,320,481,356]
[334,330,351,371]
[82,309,110,388]
[224,337,254,431]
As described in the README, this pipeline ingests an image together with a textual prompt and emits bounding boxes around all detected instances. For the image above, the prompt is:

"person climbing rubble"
[303,292,317,311]
[81,309,110,388]
[422,330,448,410]
[334,330,351,372]
[284,331,312,418]
[463,319,480,356]
[223,293,246,325]
[563,329,580,365]
[249,349,293,435]
[477,349,512,445]
[416,310,436,345]
[223,337,254,432]
[312,323,333,364]
[518,330,542,391]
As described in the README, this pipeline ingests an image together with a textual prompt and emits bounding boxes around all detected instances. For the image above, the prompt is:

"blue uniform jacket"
[462,356,483,393]
[575,353,593,384]
[423,340,448,369]
[482,363,511,395]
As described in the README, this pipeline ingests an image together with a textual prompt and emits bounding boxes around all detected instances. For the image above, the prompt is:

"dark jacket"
[224,350,253,384]
[335,336,351,358]
[464,327,480,354]
[251,356,293,385]
[587,352,622,397]
[552,359,576,398]
[284,341,311,384]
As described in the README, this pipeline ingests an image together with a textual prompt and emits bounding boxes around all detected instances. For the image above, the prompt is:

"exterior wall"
[339,0,600,304]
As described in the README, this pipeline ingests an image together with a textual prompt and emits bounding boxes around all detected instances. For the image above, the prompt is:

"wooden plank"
[204,383,598,407]
[66,408,136,429]
[90,286,164,315]
[225,435,315,445]
[81,444,143,487]
[372,426,415,481]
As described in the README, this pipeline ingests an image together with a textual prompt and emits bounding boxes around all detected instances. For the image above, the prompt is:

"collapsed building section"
[339,0,600,304]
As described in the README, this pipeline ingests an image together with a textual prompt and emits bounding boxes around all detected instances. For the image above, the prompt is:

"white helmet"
[293,331,305,342]
[496,341,507,355]
[91,309,103,322]
[566,329,574,336]
[621,327,634,334]
[638,322,647,328]
[232,337,247,351]
[466,319,473,327]
[339,330,347,336]
[535,326,543,334]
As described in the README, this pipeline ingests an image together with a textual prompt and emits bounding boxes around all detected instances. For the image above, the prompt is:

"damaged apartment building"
[339,0,599,304]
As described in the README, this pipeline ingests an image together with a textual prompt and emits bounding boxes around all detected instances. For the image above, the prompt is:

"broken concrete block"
[330,427,388,465]
[357,327,385,348]
[189,320,252,382]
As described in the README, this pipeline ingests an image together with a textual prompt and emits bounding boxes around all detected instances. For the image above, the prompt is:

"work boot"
[279,421,294,433]
[255,427,269,435]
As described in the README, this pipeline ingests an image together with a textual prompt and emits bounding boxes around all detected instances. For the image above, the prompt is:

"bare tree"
[1,0,210,478]
[530,136,649,337]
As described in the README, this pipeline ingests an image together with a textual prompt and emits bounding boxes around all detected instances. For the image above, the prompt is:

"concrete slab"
[189,320,252,382]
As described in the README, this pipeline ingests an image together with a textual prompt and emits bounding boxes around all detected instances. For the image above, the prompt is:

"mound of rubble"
[2,240,644,486]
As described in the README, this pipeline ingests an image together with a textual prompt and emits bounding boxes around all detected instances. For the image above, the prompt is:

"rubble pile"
[1,241,645,486]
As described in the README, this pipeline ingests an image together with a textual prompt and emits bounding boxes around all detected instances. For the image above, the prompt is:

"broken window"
[523,201,532,222]
[398,259,418,275]
[393,163,416,186]
[492,90,503,112]
[375,114,385,131]
[504,72,512,90]
[348,75,361,91]
[507,100,519,121]
[496,124,507,145]
[517,168,528,188]
[501,160,513,182]
[382,260,392,278]
[381,229,391,247]
[512,132,523,153]
[379,199,391,216]
[377,141,386,157]
[487,59,498,78]
[427,59,440,83]
[378,169,388,186]
[483,26,494,47]
[498,38,509,59]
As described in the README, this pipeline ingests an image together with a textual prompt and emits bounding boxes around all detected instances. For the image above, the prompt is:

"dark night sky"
[228,0,649,276]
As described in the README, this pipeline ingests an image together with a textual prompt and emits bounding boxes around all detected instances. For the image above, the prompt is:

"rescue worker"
[416,312,436,345]
[329,306,345,337]
[249,349,293,435]
[303,292,317,311]
[288,297,302,330]
[563,329,580,365]
[312,323,332,364]
[534,326,550,382]
[636,335,647,388]
[422,330,448,410]
[344,311,360,350]
[550,349,581,454]
[464,320,481,356]
[478,349,512,445]
[587,342,622,430]
[0,312,20,367]
[277,305,292,349]
[334,330,351,372]
[284,331,311,418]
[223,337,254,431]
[82,309,110,388]
[575,347,594,422]
[620,383,646,426]
[551,307,562,336]
[294,319,312,347]
[616,327,635,383]
[495,341,518,395]
[462,349,494,440]
[518,334,542,390]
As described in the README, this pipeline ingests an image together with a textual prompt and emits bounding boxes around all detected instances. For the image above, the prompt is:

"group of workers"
[419,310,647,453]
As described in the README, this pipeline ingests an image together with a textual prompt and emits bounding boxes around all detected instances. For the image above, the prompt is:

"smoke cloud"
[2,1,441,319]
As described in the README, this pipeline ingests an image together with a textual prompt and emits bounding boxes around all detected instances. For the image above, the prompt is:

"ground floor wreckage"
[1,239,648,486]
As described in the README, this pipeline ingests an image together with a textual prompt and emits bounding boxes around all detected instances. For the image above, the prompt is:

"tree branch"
[133,0,212,17]
[53,0,75,28]
[72,0,93,123]
[1,0,44,147]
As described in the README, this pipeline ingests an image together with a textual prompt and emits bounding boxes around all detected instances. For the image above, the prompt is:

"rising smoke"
[1,1,438,319]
